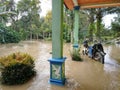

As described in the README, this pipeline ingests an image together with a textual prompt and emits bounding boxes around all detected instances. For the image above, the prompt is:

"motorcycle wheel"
[94,52,104,64]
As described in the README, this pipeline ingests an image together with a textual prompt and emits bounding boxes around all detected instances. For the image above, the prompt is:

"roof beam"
[64,0,120,10]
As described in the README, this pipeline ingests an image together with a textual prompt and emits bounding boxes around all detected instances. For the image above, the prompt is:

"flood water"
[0,40,120,90]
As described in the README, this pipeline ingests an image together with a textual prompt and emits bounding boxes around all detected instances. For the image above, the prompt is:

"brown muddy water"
[0,40,120,90]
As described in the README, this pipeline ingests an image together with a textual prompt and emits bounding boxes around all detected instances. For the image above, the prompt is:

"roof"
[64,0,120,10]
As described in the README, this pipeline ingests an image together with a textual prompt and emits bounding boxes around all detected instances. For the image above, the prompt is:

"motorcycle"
[83,43,106,64]
[92,48,106,64]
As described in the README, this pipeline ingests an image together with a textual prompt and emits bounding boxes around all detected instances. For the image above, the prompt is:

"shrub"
[0,52,36,85]
[70,49,83,61]
[4,31,21,43]
[0,23,21,44]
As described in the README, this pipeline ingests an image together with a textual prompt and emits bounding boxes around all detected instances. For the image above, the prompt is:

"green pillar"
[48,0,66,85]
[73,6,80,48]
[52,0,63,58]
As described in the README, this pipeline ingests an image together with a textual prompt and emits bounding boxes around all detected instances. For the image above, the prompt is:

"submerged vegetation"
[0,52,36,85]
[70,49,83,61]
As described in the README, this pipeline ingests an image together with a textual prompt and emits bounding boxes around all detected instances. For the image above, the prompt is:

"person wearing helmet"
[82,39,89,55]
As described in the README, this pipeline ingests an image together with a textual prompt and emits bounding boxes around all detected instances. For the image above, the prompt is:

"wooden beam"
[64,0,120,10]
[64,0,74,10]
[81,3,120,9]
[77,0,120,5]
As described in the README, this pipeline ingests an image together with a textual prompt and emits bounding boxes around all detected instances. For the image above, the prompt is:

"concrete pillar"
[73,6,80,48]
[48,0,66,85]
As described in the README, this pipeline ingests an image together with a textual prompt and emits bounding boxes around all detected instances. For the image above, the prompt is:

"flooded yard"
[0,40,120,90]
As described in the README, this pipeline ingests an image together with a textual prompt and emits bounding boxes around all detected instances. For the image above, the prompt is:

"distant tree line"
[0,0,120,44]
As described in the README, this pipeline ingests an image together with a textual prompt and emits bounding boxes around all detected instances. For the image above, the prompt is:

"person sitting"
[82,39,89,55]
[83,40,88,48]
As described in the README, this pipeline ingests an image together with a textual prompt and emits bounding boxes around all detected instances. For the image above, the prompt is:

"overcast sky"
[102,14,117,28]
[40,0,52,17]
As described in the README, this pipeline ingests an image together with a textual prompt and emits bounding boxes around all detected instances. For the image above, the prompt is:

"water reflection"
[0,41,120,90]
[104,46,120,72]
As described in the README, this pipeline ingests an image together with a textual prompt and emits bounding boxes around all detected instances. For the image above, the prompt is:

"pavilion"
[48,0,120,85]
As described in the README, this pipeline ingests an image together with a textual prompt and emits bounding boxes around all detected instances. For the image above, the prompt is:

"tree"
[16,0,41,40]
[82,8,95,40]
[63,6,89,43]
[81,9,95,41]
[63,7,73,42]
[0,0,16,24]
[0,23,21,43]
[111,14,120,37]
[95,7,120,40]
[40,11,52,39]
[82,7,120,41]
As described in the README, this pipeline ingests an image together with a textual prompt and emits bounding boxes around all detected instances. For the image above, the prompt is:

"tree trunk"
[96,8,102,40]
[88,9,95,42]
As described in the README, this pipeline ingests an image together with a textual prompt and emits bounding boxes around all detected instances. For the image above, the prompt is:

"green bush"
[0,23,21,44]
[4,30,21,43]
[70,49,83,61]
[0,52,36,85]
